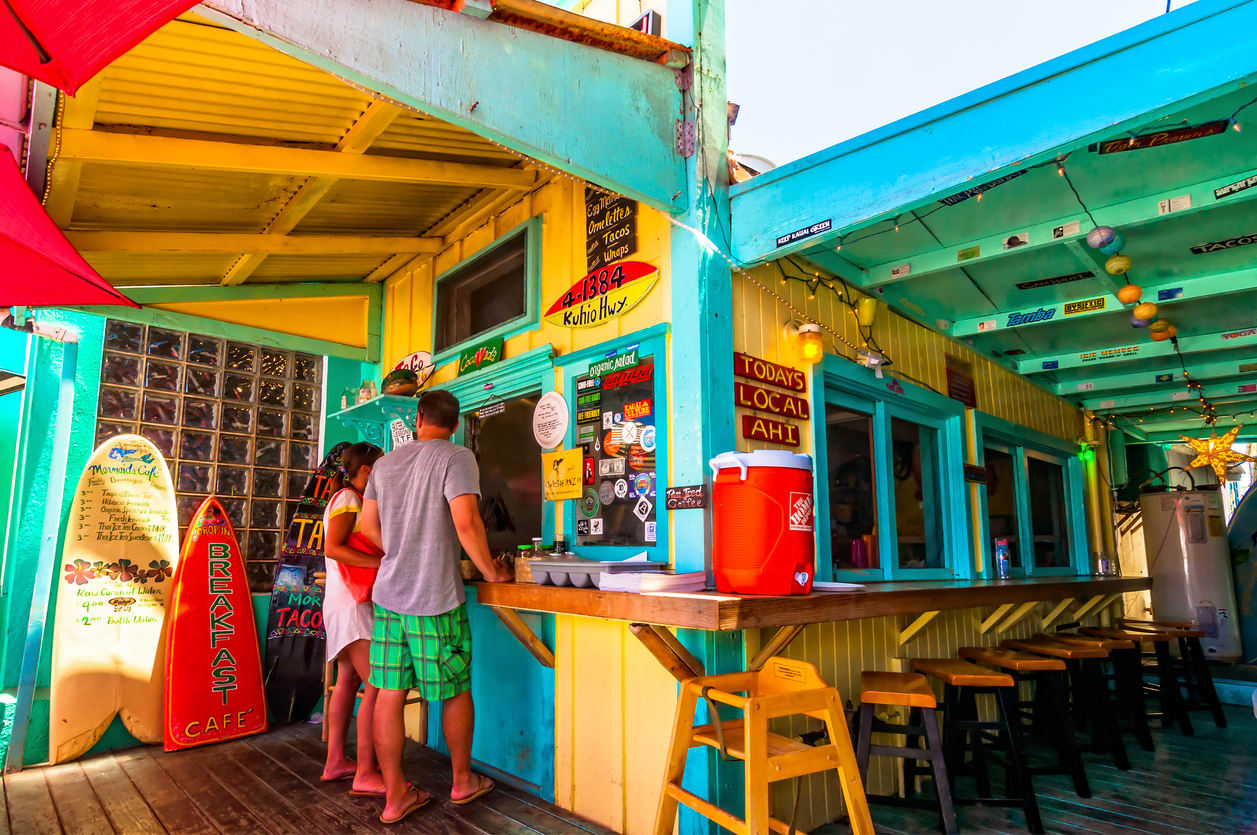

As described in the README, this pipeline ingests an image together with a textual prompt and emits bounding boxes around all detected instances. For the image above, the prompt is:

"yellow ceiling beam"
[221,100,403,286]
[58,128,537,189]
[44,80,103,226]
[67,231,443,255]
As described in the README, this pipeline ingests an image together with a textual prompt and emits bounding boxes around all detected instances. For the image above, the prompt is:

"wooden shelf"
[473,576,1151,632]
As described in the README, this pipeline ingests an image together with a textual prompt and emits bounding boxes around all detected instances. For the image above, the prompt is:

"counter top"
[473,575,1151,631]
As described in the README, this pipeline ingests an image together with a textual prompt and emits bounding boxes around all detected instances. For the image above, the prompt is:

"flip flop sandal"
[320,768,356,783]
[348,786,387,797]
[380,787,431,825]
[450,777,494,806]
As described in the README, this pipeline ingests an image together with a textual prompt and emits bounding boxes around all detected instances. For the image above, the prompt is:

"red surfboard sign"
[163,497,267,751]
[544,260,658,328]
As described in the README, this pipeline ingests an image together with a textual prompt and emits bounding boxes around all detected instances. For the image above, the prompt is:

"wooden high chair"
[321,661,426,743]
[654,657,874,835]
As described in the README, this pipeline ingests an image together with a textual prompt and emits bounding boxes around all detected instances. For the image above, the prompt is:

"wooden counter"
[473,575,1151,631]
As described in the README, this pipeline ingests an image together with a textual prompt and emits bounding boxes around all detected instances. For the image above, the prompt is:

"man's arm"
[448,493,511,582]
[360,497,384,551]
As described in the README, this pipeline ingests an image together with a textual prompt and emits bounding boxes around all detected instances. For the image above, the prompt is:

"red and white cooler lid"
[710,450,813,480]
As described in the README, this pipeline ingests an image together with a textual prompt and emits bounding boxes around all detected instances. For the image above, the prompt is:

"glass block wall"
[95,320,324,591]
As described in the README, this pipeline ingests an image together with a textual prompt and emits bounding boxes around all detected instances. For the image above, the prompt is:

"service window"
[891,417,945,570]
[825,405,878,571]
[982,445,1021,570]
[1028,455,1071,569]
[462,393,543,552]
[434,231,529,353]
[573,353,657,548]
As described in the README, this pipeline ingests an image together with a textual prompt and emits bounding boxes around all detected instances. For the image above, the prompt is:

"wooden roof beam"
[57,128,537,189]
[66,231,444,255]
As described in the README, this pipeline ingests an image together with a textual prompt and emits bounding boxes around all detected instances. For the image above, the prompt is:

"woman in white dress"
[321,442,386,794]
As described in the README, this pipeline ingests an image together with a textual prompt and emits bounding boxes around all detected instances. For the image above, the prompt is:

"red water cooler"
[710,450,815,595]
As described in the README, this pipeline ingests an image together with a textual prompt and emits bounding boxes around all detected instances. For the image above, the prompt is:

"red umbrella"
[0,145,136,306]
[1,0,197,94]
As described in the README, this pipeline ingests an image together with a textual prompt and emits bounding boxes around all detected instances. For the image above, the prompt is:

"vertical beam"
[42,79,102,226]
[1081,415,1103,573]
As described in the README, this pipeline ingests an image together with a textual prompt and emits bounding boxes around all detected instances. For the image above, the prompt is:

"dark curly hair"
[339,442,383,479]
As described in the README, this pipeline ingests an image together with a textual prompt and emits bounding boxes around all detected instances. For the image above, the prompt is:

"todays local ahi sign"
[545,261,659,329]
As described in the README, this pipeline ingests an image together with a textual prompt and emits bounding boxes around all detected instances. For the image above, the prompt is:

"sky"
[725,0,1200,168]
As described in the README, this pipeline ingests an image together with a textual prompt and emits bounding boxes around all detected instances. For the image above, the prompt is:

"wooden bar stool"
[911,658,1044,835]
[653,657,874,835]
[1118,619,1227,729]
[1042,632,1151,752]
[854,671,957,834]
[959,647,1090,799]
[1081,627,1200,735]
[1003,638,1128,770]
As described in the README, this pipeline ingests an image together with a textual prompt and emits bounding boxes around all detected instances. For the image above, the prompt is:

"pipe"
[1081,413,1108,573]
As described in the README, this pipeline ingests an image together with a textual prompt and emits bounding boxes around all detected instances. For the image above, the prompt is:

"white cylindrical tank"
[1139,488,1241,660]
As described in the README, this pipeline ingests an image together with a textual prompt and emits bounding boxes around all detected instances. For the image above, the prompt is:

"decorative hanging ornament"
[1116,283,1143,304]
[1130,315,1151,328]
[1133,302,1158,320]
[1086,226,1116,249]
[1099,232,1126,255]
[1178,425,1257,480]
[1150,324,1177,342]
[1105,255,1132,276]
[1148,319,1172,334]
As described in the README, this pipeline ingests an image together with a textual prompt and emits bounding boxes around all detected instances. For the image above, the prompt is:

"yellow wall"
[154,295,373,349]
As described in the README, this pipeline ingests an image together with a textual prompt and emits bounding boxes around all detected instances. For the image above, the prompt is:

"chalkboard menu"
[586,186,637,272]
[573,351,657,547]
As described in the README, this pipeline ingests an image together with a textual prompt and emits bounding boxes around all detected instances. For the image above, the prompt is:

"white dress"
[322,488,377,660]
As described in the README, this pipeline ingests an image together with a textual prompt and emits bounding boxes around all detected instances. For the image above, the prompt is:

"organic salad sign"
[545,261,659,329]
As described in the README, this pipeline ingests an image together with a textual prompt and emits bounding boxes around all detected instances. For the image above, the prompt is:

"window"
[983,446,1021,570]
[891,418,944,570]
[825,405,878,571]
[1028,455,1070,568]
[462,393,544,553]
[435,230,529,353]
[95,319,323,591]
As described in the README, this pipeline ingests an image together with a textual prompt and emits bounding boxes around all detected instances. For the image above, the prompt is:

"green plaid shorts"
[369,603,472,700]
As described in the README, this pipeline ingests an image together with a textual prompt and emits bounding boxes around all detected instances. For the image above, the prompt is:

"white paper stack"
[598,571,707,593]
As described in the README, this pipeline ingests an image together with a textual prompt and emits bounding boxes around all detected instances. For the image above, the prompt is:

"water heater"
[1139,488,1241,660]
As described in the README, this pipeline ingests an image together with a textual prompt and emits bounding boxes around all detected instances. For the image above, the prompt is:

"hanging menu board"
[573,351,657,546]
[586,186,638,272]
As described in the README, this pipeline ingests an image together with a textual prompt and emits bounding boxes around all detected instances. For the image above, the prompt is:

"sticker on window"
[645,521,656,543]
[634,497,653,522]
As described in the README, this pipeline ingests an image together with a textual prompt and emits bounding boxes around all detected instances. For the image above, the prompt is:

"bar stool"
[959,647,1090,798]
[911,658,1044,835]
[854,671,957,834]
[1080,626,1201,735]
[1040,632,1150,751]
[1003,637,1128,770]
[653,657,874,835]
[1118,619,1227,729]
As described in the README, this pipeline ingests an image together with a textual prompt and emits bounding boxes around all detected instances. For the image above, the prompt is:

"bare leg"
[444,689,490,800]
[322,654,359,781]
[374,687,429,819]
[344,640,384,794]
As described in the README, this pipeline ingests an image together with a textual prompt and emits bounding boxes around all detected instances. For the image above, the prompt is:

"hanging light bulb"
[1056,162,1065,177]
[1233,120,1242,133]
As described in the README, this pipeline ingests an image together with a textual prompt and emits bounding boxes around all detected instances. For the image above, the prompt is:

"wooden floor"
[826,704,1257,834]
[0,723,614,835]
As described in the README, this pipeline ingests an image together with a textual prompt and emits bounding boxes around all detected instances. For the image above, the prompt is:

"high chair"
[653,657,874,835]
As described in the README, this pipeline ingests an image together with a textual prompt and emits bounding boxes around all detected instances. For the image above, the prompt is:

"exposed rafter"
[1019,324,1257,375]
[1081,378,1257,412]
[66,231,443,255]
[1054,350,1257,396]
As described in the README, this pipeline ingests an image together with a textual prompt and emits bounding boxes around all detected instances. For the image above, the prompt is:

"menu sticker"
[542,448,583,501]
[389,419,414,448]
[586,187,637,272]
[532,391,569,449]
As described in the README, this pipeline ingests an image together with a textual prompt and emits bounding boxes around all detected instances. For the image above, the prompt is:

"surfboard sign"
[263,442,347,724]
[543,261,658,329]
[163,496,266,751]
[49,434,179,763]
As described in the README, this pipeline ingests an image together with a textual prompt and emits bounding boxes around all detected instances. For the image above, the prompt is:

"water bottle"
[994,538,1011,579]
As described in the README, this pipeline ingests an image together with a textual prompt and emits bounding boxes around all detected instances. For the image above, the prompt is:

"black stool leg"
[942,685,961,797]
[1153,639,1193,735]
[962,688,991,799]
[996,685,1044,835]
[922,707,958,835]
[856,702,873,785]
[1113,647,1154,751]
[1085,658,1129,770]
[1185,637,1227,728]
[1048,671,1090,797]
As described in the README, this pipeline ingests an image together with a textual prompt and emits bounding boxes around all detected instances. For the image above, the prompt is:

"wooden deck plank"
[39,763,111,835]
[178,745,330,835]
[4,770,61,835]
[79,754,168,835]
[112,750,216,835]
[140,745,271,833]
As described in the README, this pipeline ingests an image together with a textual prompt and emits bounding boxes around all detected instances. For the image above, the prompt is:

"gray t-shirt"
[364,439,480,616]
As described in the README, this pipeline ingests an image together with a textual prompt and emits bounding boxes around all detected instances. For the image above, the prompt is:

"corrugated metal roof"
[46,13,532,287]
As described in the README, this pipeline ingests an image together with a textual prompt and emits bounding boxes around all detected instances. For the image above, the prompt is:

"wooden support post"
[488,607,554,668]
[1040,597,1075,630]
[897,611,941,646]
[995,601,1040,634]
[630,624,704,681]
[978,603,1015,635]
[1095,593,1121,625]
[1071,594,1108,622]
[747,624,805,672]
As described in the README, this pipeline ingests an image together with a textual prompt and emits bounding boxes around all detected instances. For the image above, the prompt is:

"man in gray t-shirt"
[360,389,510,823]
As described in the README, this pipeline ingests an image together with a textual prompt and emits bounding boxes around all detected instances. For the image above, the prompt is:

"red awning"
[1,0,198,94]
[0,145,136,307]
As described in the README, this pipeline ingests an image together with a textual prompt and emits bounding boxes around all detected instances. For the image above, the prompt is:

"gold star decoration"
[1179,425,1257,480]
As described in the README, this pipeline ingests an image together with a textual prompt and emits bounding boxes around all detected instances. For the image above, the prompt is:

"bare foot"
[381,784,431,824]
[321,759,356,782]
[450,773,494,805]
[350,770,386,796]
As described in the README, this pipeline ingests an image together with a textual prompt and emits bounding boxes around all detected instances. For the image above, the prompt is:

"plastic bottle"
[994,538,1011,580]
[531,537,544,556]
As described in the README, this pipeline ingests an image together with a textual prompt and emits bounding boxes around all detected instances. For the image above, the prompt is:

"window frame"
[431,219,541,366]
[810,356,970,583]
[556,324,669,562]
[974,413,1089,577]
